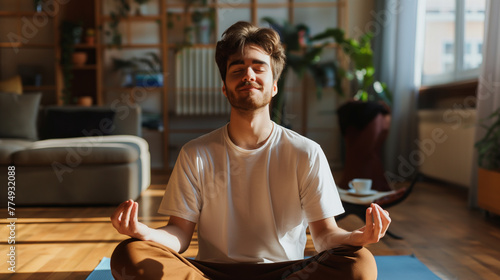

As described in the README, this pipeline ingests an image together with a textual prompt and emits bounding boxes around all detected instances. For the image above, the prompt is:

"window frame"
[421,0,484,86]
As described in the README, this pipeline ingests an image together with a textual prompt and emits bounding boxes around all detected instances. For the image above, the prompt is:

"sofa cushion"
[12,142,139,166]
[0,139,33,165]
[0,75,22,94]
[41,108,116,139]
[0,92,41,140]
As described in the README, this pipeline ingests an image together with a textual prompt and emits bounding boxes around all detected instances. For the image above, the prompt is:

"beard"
[225,81,273,112]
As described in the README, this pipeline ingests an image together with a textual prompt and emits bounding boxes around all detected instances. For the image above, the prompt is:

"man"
[110,21,391,280]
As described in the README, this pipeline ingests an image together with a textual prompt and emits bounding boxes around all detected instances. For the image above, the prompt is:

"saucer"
[347,189,378,197]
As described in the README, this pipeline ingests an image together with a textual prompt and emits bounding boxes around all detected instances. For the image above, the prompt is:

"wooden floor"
[1,173,500,280]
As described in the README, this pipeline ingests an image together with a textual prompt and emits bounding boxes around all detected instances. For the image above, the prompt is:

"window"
[444,42,454,55]
[421,0,485,85]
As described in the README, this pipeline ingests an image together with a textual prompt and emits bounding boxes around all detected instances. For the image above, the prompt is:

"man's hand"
[110,200,152,240]
[309,203,391,251]
[348,203,391,246]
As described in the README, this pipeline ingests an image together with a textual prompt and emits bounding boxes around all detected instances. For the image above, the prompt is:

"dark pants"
[110,238,377,280]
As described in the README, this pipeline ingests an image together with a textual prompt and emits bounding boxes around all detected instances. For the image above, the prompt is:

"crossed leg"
[111,238,377,280]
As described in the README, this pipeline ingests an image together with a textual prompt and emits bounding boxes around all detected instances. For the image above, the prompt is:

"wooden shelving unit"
[0,0,58,104]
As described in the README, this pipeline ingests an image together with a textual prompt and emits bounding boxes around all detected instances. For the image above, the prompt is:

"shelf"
[74,44,97,49]
[166,43,214,48]
[103,86,164,91]
[72,65,98,70]
[100,15,162,22]
[0,42,55,48]
[0,11,43,17]
[100,44,162,49]
[23,85,56,91]
[169,128,218,134]
[165,1,344,9]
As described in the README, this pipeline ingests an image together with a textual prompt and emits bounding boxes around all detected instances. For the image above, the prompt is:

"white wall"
[418,109,476,187]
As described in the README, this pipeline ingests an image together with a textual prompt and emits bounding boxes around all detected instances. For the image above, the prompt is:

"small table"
[337,188,396,206]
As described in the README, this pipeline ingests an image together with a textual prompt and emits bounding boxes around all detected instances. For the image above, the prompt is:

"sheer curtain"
[469,0,500,208]
[373,0,424,181]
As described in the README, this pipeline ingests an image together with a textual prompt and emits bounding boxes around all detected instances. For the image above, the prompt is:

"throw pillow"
[0,75,23,94]
[41,108,116,139]
[0,92,42,140]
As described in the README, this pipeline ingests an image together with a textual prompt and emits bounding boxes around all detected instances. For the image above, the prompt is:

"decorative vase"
[85,28,95,45]
[72,52,88,66]
[77,96,93,106]
[85,36,95,45]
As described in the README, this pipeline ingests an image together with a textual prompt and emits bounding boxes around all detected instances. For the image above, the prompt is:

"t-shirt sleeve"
[158,147,201,223]
[299,145,344,222]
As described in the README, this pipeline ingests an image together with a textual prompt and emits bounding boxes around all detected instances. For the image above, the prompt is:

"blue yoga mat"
[87,255,441,280]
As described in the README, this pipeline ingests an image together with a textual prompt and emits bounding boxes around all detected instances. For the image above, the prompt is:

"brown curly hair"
[215,21,286,83]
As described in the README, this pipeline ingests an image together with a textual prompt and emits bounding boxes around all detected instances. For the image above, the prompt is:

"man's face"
[223,44,278,112]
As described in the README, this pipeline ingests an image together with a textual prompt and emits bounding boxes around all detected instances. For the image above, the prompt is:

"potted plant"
[475,108,500,216]
[112,57,138,87]
[314,29,392,104]
[262,18,393,190]
[316,29,393,191]
[167,0,213,49]
[112,52,162,87]
[106,0,130,47]
[134,52,163,87]
[192,9,213,44]
[261,18,339,126]
[133,0,149,16]
[85,28,95,45]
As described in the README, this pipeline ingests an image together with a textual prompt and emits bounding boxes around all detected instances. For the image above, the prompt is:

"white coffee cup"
[348,179,373,194]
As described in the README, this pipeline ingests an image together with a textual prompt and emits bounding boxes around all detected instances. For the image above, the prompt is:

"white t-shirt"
[158,123,344,263]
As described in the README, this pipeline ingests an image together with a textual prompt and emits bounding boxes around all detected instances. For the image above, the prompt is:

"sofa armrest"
[31,135,151,192]
[111,105,142,136]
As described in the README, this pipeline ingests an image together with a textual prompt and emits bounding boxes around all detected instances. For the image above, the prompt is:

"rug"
[87,255,441,280]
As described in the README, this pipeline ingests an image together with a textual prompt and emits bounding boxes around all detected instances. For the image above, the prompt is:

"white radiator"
[418,109,476,187]
[175,47,230,115]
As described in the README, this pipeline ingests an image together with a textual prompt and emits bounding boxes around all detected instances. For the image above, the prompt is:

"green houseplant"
[316,29,393,191]
[313,28,392,105]
[167,0,214,50]
[263,18,394,190]
[475,108,500,216]
[261,18,339,125]
[112,52,162,87]
[261,18,391,125]
[475,108,500,171]
[106,0,130,47]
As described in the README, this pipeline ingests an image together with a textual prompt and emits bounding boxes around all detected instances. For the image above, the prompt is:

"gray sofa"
[0,92,150,206]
